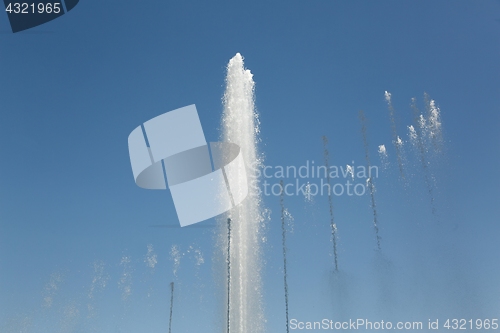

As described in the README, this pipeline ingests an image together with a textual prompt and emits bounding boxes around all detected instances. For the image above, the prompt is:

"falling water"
[88,261,109,317]
[145,244,157,271]
[170,245,181,277]
[168,282,174,333]
[118,256,132,301]
[42,272,63,309]
[322,136,339,271]
[359,111,381,250]
[279,181,290,333]
[219,53,265,333]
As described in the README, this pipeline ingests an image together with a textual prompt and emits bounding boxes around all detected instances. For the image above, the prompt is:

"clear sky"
[0,1,499,332]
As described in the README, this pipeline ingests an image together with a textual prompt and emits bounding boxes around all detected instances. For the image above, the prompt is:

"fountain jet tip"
[229,52,244,64]
[384,91,391,102]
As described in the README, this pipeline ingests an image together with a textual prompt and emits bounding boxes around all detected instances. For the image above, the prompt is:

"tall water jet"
[322,136,339,271]
[359,111,381,250]
[279,181,290,333]
[219,53,265,333]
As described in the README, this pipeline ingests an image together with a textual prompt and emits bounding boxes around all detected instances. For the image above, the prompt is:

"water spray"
[359,111,382,250]
[384,91,405,179]
[411,98,437,215]
[279,181,290,333]
[322,136,339,271]
[424,93,443,153]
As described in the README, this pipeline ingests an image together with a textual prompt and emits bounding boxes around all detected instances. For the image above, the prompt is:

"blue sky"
[0,1,499,332]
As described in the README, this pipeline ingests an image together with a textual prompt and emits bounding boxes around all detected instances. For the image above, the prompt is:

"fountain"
[218,53,265,333]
